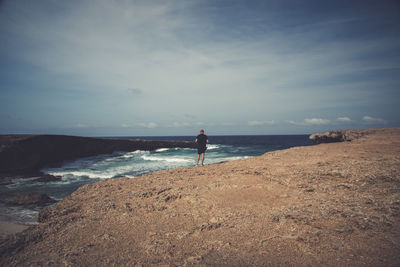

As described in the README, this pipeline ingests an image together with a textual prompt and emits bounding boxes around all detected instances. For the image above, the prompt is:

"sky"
[0,0,399,136]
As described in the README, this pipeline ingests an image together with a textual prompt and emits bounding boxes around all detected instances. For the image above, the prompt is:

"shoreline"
[0,134,197,179]
[0,221,31,240]
[0,134,311,227]
[1,128,399,265]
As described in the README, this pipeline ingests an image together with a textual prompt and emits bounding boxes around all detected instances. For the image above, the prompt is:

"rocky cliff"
[0,135,196,179]
[309,128,379,144]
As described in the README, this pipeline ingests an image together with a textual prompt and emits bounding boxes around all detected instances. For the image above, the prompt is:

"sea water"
[0,135,312,224]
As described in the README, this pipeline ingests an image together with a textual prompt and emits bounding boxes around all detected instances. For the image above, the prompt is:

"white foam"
[155,148,170,152]
[47,170,113,180]
[115,150,147,160]
[141,155,190,163]
[132,150,148,154]
[116,150,148,158]
[207,144,220,150]
[174,147,194,151]
[220,156,249,161]
[0,205,40,225]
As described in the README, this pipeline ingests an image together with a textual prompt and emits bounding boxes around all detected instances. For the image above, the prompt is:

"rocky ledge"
[309,128,379,144]
[0,135,196,180]
[1,128,399,266]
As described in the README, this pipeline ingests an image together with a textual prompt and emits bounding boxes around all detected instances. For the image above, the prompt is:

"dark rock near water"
[12,192,57,205]
[0,135,196,180]
[0,177,13,186]
[33,174,62,183]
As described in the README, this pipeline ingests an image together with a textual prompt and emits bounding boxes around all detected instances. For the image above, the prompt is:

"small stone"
[209,217,218,223]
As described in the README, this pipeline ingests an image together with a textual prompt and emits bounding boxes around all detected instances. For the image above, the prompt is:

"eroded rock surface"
[309,128,378,144]
[1,128,399,266]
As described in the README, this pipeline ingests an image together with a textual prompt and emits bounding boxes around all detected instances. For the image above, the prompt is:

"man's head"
[200,129,204,134]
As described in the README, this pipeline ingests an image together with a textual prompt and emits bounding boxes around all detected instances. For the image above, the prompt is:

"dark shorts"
[197,147,207,154]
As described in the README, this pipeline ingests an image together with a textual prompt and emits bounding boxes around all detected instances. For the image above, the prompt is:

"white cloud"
[362,116,387,124]
[304,118,331,125]
[336,117,352,122]
[171,122,192,127]
[248,120,275,126]
[137,122,158,129]
[290,117,353,126]
[71,123,90,129]
[1,1,399,135]
[287,118,331,126]
[286,120,300,125]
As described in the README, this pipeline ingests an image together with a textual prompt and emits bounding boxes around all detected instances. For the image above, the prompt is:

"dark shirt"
[196,134,208,148]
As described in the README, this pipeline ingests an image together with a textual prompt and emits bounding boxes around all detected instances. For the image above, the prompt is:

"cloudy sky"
[1,0,399,136]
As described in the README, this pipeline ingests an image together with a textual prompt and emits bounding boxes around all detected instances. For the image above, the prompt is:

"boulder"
[12,192,57,205]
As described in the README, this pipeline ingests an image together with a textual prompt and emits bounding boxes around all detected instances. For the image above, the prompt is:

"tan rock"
[1,128,400,266]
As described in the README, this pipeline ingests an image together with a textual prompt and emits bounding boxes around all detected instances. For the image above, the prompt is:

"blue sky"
[1,0,399,136]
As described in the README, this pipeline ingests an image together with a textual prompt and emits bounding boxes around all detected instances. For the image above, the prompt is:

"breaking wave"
[1,135,311,224]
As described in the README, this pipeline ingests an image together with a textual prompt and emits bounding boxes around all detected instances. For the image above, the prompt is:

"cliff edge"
[1,128,399,266]
[309,128,380,144]
[0,135,196,179]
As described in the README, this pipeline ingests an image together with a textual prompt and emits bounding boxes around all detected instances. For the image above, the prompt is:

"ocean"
[0,135,312,224]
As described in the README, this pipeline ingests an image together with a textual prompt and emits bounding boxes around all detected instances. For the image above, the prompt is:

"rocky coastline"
[308,128,378,144]
[0,134,196,182]
[1,128,399,266]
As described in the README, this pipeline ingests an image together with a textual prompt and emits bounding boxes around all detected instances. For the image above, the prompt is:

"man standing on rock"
[195,129,209,166]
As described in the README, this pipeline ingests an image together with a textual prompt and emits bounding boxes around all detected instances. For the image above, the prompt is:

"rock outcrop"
[309,128,379,144]
[12,192,57,205]
[1,128,399,266]
[0,135,196,179]
[309,130,346,144]
[33,174,62,183]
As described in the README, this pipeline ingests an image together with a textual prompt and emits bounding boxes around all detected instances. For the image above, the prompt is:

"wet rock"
[12,192,57,205]
[33,174,62,183]
[0,177,13,185]
[0,134,197,180]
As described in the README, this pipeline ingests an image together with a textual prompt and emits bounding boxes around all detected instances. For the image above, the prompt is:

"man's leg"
[196,153,200,166]
[201,153,205,166]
